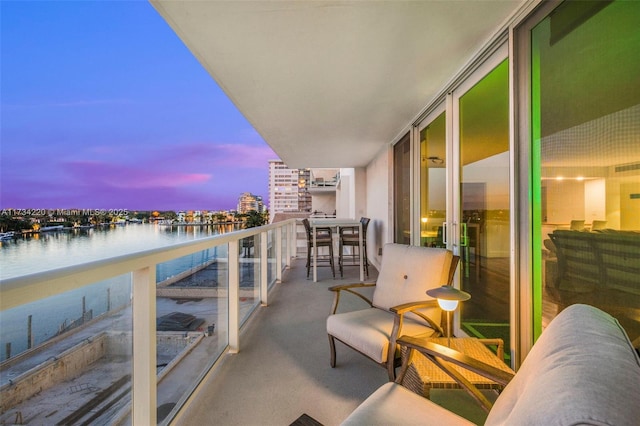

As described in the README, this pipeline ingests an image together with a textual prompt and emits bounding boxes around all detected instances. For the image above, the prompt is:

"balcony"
[308,169,340,194]
[0,220,489,425]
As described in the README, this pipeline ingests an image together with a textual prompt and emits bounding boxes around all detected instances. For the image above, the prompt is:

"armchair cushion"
[342,382,475,426]
[327,309,437,364]
[373,244,453,313]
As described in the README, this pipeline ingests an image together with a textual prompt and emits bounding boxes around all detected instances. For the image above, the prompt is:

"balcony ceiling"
[151,1,524,168]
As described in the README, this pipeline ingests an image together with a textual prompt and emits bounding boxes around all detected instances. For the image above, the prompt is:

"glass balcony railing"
[0,220,296,425]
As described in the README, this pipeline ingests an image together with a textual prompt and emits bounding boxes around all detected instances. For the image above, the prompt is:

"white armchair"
[327,243,458,380]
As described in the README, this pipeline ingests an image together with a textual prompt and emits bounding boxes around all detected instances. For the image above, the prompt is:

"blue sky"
[1,0,276,211]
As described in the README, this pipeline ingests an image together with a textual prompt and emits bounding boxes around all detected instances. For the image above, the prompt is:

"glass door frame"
[413,42,516,355]
[412,103,449,250]
[450,43,511,343]
[513,0,562,362]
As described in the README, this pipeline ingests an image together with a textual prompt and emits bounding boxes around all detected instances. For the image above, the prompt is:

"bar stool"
[302,218,335,278]
[339,217,370,277]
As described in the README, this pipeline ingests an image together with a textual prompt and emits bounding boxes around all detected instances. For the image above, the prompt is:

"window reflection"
[534,0,640,341]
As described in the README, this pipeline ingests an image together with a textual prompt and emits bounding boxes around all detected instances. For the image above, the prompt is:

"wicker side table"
[401,337,513,398]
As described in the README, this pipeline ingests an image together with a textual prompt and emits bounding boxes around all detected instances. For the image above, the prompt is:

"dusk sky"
[1,1,277,212]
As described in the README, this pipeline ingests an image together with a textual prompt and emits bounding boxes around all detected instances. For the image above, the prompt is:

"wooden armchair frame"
[328,255,459,380]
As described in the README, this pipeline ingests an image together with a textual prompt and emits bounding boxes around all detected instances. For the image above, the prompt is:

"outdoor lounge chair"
[327,243,458,380]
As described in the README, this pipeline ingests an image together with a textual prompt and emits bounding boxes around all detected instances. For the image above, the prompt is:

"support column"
[132,266,157,425]
[261,231,268,305]
[276,227,283,283]
[228,240,240,353]
[27,315,33,349]
[287,222,294,267]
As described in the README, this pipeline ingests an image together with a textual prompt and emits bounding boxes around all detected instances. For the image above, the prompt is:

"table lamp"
[426,285,471,347]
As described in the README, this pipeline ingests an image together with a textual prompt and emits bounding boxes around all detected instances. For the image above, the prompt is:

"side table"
[400,337,513,399]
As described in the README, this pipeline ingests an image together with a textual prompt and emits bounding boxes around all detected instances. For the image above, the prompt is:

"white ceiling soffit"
[151,1,522,169]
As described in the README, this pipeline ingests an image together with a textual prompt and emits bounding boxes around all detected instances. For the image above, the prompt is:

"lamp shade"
[426,285,470,302]
[436,299,459,312]
[427,286,471,343]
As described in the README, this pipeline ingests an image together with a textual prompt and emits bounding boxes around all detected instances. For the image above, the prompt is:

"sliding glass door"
[394,133,412,244]
[452,51,511,361]
[416,47,511,362]
[419,109,447,249]
[530,0,640,342]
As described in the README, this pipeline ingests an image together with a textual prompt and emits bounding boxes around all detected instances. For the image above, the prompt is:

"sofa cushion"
[342,382,475,426]
[327,308,436,363]
[486,304,640,426]
[372,244,452,313]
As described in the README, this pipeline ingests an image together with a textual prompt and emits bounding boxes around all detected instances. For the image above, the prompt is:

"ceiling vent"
[615,163,640,173]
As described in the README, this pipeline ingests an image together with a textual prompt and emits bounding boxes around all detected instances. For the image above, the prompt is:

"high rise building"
[268,160,311,214]
[237,192,264,214]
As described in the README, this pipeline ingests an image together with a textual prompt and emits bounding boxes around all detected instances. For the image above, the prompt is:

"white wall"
[354,167,367,219]
[311,193,336,215]
[365,146,393,269]
[335,167,366,219]
[621,181,640,230]
[428,168,446,211]
[606,178,622,230]
[463,151,510,210]
[584,179,606,225]
[335,171,352,218]
[544,179,585,224]
[462,152,510,257]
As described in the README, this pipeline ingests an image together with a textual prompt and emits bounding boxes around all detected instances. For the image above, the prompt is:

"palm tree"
[244,210,266,228]
[241,210,266,257]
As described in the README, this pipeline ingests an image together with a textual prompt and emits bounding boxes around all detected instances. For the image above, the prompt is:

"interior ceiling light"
[541,176,594,181]
[426,156,444,165]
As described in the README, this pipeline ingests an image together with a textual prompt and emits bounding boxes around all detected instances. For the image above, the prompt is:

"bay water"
[0,223,239,361]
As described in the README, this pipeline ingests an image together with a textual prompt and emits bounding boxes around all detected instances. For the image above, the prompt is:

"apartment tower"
[268,160,311,214]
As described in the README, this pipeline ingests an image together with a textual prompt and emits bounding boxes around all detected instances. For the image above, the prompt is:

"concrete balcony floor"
[176,258,490,426]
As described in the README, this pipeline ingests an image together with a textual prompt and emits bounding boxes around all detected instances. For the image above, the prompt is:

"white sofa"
[342,304,640,425]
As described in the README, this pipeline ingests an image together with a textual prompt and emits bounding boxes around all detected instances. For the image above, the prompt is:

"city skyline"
[1,1,276,211]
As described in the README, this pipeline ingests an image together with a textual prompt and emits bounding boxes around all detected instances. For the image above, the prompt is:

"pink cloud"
[2,141,275,211]
[113,173,210,189]
[128,142,276,172]
[211,144,277,167]
[64,160,211,189]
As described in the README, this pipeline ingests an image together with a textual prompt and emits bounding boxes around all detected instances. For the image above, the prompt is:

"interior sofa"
[545,230,640,340]
[341,304,640,425]
[548,229,640,294]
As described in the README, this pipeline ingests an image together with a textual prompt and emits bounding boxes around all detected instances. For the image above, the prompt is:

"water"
[0,222,239,279]
[0,223,240,361]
